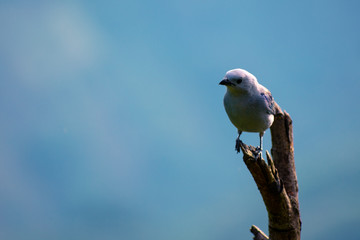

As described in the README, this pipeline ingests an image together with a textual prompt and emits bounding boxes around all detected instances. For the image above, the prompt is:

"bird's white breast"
[223,91,274,133]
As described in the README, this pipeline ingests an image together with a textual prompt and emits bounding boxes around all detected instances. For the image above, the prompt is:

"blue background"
[1,1,359,239]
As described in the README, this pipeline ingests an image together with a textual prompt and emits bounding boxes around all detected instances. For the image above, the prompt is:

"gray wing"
[261,91,275,115]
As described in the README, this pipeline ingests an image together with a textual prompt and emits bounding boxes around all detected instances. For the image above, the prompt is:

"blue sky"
[1,1,359,239]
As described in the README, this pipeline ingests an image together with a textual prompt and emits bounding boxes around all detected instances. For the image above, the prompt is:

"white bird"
[219,68,275,155]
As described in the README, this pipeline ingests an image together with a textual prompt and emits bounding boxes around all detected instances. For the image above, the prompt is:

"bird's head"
[219,69,258,94]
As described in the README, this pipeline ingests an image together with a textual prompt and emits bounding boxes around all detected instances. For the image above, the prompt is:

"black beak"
[219,78,233,86]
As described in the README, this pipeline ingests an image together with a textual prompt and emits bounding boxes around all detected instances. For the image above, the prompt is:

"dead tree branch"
[240,103,301,240]
[250,225,269,240]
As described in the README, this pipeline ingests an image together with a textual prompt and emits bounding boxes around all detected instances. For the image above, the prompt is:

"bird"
[219,68,275,156]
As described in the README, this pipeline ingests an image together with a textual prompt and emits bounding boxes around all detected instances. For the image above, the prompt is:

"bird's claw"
[235,139,241,153]
[254,146,262,159]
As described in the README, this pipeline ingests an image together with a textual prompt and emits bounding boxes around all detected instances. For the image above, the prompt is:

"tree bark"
[240,103,301,240]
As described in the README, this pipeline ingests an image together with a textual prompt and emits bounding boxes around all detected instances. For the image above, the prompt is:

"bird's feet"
[254,146,262,159]
[235,138,241,153]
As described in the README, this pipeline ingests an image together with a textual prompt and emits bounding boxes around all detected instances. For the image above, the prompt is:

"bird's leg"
[255,132,264,159]
[235,130,242,153]
[260,132,264,151]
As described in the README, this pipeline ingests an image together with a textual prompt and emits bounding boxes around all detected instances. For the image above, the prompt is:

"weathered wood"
[250,225,269,240]
[270,107,298,200]
[270,107,301,240]
[240,103,301,240]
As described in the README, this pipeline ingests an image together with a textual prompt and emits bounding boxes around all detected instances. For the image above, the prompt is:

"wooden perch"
[240,103,301,240]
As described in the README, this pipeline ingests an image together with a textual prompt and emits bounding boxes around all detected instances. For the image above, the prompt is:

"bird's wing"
[260,90,275,115]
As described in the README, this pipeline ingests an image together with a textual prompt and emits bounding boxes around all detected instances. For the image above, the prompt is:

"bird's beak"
[219,78,233,86]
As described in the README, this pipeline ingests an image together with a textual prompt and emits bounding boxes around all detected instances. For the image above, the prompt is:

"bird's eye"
[236,79,242,84]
